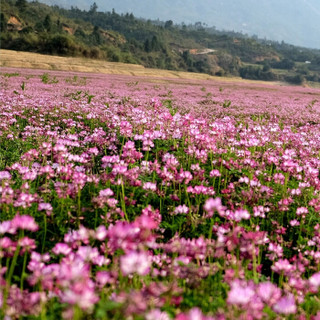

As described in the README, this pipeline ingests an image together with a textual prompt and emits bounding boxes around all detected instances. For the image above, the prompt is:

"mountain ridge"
[38,0,320,49]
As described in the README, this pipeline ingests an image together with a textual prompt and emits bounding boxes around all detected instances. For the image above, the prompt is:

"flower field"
[2,68,320,319]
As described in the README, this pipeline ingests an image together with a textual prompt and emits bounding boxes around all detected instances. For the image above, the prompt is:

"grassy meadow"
[1,53,320,319]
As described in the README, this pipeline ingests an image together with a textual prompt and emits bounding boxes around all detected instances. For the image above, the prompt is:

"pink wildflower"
[203,197,225,218]
[227,280,255,305]
[174,204,189,215]
[11,215,38,232]
[273,294,297,315]
[120,251,151,276]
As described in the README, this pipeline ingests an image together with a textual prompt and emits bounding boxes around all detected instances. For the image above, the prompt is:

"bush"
[239,65,277,81]
[46,34,77,55]
[284,74,305,85]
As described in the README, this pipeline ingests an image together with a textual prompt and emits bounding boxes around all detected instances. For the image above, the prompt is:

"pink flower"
[174,204,189,215]
[271,259,295,275]
[38,203,53,212]
[296,207,308,216]
[99,188,114,197]
[120,251,151,276]
[309,272,320,288]
[290,219,300,226]
[0,221,13,234]
[14,193,37,208]
[95,225,107,241]
[0,171,11,180]
[273,294,297,315]
[38,202,53,216]
[120,120,133,137]
[18,236,36,252]
[60,281,98,310]
[203,197,225,218]
[257,282,281,305]
[143,182,157,192]
[209,169,221,177]
[52,243,72,256]
[11,215,38,232]
[234,209,250,221]
[146,309,170,320]
[176,308,214,320]
[227,280,255,305]
[96,271,113,287]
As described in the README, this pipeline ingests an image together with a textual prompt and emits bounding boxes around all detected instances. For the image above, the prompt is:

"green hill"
[2,0,320,84]
[39,0,320,49]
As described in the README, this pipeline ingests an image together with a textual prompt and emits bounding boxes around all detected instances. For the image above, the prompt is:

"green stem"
[121,182,128,221]
[77,189,81,227]
[279,271,284,288]
[73,305,82,320]
[3,244,21,313]
[42,214,47,253]
[252,245,258,283]
[208,218,214,240]
[20,251,28,291]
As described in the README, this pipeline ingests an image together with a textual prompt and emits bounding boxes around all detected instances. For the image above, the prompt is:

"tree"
[182,50,193,68]
[284,74,305,85]
[164,20,173,29]
[151,35,160,51]
[15,0,27,11]
[74,27,86,39]
[90,25,101,45]
[43,15,52,32]
[89,2,98,14]
[0,13,7,33]
[144,39,151,52]
[48,34,76,55]
[262,62,271,72]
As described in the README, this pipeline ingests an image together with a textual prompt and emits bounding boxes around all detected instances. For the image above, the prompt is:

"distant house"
[305,61,311,64]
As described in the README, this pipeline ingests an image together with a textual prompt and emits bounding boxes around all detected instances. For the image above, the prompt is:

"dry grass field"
[0,49,286,86]
[0,49,219,80]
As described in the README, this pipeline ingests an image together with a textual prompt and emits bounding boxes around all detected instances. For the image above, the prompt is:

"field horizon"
[0,49,290,86]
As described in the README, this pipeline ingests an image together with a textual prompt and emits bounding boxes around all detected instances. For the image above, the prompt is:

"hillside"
[2,0,320,84]
[39,0,320,49]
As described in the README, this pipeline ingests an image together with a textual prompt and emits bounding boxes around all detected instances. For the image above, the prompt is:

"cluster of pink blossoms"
[2,68,320,319]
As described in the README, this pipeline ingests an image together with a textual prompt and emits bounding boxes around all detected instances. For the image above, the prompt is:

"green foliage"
[51,34,76,54]
[223,100,231,108]
[269,58,295,70]
[284,74,305,85]
[239,65,278,81]
[3,72,20,77]
[40,72,59,84]
[90,25,101,45]
[15,0,27,11]
[0,13,7,32]
[65,75,87,85]
[64,90,94,103]
[20,81,25,91]
[163,99,177,116]
[43,14,52,32]
[2,0,320,83]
